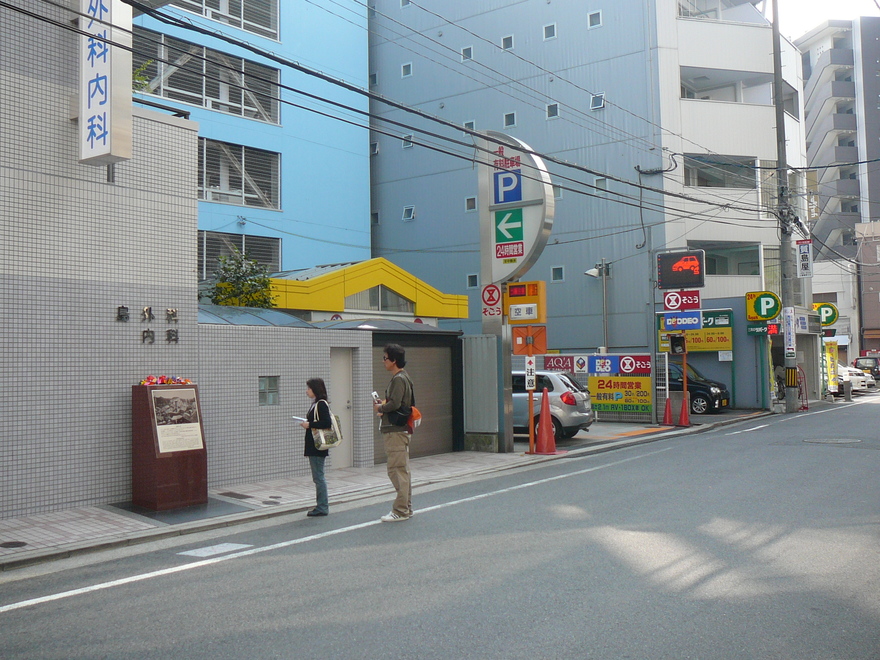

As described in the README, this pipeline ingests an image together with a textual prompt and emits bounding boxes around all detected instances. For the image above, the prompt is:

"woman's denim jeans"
[309,455,329,514]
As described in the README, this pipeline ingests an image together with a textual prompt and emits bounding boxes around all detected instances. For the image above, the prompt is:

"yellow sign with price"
[588,375,653,412]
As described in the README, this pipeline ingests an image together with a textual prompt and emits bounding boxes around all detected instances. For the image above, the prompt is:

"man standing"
[374,343,414,522]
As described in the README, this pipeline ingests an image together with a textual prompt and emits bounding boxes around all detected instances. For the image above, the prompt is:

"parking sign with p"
[494,170,522,204]
[746,291,781,321]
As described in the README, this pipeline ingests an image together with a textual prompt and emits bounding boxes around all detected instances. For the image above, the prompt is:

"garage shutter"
[373,345,454,462]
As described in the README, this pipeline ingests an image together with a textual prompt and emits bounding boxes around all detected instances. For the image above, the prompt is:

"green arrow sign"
[495,208,524,243]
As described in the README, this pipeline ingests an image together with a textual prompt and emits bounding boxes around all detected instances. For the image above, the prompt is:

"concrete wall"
[196,325,375,485]
[1,1,200,517]
[0,2,377,518]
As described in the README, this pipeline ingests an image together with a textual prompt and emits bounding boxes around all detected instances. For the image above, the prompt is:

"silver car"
[512,371,594,441]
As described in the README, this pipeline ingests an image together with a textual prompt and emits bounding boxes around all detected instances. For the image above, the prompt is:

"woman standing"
[299,378,331,517]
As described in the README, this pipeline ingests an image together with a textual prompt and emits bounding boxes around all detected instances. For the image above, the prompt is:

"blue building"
[133,1,372,278]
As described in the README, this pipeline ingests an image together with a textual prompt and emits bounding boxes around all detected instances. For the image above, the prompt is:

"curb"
[0,411,773,571]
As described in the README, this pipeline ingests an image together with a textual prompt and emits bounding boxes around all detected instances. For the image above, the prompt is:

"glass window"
[551,266,564,282]
[502,35,514,50]
[133,27,279,123]
[465,197,477,211]
[684,154,756,189]
[344,286,414,313]
[173,0,278,39]
[401,62,413,78]
[504,112,516,127]
[199,230,280,280]
[198,138,280,208]
[467,274,479,289]
[588,11,602,28]
[544,24,557,40]
[259,376,279,406]
[546,103,559,119]
[461,46,473,61]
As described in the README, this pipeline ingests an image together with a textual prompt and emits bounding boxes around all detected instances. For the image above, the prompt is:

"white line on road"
[0,447,673,614]
[726,424,769,435]
[177,543,253,557]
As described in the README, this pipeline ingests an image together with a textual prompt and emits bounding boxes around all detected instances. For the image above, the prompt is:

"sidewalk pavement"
[0,409,774,571]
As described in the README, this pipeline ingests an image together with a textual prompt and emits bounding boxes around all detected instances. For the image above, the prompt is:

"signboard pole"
[478,132,554,452]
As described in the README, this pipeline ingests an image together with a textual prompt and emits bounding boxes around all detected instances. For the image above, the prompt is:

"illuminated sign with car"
[657,250,706,289]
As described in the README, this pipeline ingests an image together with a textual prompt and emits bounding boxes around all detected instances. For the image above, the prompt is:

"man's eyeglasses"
[382,356,391,361]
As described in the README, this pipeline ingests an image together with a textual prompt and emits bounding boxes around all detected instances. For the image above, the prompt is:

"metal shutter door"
[373,345,454,463]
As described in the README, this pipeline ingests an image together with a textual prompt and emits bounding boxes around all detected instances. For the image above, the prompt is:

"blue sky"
[776,0,878,40]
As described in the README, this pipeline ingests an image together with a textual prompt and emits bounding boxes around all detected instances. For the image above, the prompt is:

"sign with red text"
[481,284,502,318]
[663,290,700,311]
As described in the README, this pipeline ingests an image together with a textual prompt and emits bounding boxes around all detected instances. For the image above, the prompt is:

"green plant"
[209,247,275,309]
[133,59,154,92]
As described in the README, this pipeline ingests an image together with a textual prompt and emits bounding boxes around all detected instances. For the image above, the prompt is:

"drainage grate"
[217,491,252,500]
[1,541,28,549]
[803,438,862,444]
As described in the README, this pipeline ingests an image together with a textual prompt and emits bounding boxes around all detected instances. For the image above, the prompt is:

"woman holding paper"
[299,378,331,517]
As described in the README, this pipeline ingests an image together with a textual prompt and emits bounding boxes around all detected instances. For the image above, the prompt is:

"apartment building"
[797,18,880,355]
[133,1,373,280]
[368,0,816,406]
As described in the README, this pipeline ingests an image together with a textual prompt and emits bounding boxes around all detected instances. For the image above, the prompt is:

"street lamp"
[585,258,611,352]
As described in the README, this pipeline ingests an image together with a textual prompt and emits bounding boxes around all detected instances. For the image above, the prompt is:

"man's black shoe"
[307,509,328,517]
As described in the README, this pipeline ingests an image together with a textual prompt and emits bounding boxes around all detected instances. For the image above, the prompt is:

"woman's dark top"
[304,398,332,457]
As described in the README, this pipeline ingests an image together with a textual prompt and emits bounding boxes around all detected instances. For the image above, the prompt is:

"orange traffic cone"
[534,387,567,455]
[677,394,691,427]
[662,397,673,426]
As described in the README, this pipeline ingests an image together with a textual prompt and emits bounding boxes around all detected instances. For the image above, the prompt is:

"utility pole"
[771,0,799,412]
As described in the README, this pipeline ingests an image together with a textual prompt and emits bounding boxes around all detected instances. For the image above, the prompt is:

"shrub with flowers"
[140,375,193,385]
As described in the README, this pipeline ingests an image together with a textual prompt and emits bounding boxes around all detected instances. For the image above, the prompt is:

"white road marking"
[726,424,769,435]
[0,447,672,614]
[177,543,252,558]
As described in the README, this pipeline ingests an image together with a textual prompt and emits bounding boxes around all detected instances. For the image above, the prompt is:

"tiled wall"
[0,4,378,518]
[0,3,201,518]
[197,326,375,486]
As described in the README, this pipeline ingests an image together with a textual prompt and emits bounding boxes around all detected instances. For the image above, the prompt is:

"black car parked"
[666,361,730,414]
[853,356,880,380]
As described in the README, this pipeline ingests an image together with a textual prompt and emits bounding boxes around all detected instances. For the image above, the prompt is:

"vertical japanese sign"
[796,239,813,279]
[79,0,132,165]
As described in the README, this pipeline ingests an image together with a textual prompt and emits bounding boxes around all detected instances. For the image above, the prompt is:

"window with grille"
[133,27,279,123]
[259,376,279,406]
[172,0,278,39]
[199,230,280,280]
[198,138,280,208]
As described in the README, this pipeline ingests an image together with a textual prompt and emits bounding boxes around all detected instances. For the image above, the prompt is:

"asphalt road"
[2,397,880,659]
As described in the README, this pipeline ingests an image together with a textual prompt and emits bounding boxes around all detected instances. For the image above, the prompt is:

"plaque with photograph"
[132,384,208,510]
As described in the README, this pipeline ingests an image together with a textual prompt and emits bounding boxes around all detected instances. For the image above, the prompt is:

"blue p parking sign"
[494,170,522,204]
